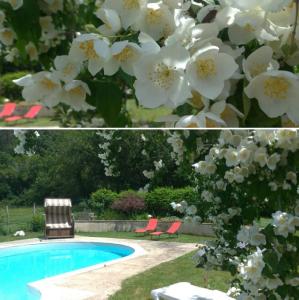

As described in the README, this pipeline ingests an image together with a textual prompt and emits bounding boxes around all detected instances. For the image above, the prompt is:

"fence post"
[33,203,36,216]
[6,206,9,234]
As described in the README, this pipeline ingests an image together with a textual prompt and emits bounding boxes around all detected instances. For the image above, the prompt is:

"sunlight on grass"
[0,117,59,128]
[127,99,172,126]
[110,250,232,300]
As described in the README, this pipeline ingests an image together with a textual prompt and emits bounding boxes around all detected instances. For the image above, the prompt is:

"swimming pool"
[0,242,134,300]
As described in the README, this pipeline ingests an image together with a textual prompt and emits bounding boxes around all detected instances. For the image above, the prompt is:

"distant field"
[0,206,43,234]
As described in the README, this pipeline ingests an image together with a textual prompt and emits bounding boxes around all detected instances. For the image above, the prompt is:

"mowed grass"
[0,206,44,235]
[0,232,42,243]
[126,99,172,127]
[109,250,232,300]
[0,117,59,127]
[77,231,214,244]
[0,100,171,128]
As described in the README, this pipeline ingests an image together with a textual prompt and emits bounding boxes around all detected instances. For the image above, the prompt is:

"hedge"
[144,187,199,216]
[88,188,118,215]
[0,71,29,101]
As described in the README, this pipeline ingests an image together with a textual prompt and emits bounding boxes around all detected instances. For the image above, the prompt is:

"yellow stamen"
[206,118,218,128]
[146,8,162,24]
[149,63,175,90]
[113,47,135,62]
[123,0,140,9]
[40,78,58,90]
[191,91,204,109]
[79,40,98,59]
[244,23,255,33]
[264,77,290,99]
[70,86,85,97]
[196,58,217,79]
[187,123,199,128]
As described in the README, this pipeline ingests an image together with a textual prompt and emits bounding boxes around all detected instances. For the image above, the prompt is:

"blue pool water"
[0,242,134,300]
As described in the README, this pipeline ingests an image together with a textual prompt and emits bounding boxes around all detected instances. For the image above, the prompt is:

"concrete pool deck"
[0,236,197,300]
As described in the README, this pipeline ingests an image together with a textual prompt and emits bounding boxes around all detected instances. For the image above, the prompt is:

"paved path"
[1,236,197,300]
[58,236,197,300]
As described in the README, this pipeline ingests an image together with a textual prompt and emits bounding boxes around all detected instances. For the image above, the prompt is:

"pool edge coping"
[0,236,147,300]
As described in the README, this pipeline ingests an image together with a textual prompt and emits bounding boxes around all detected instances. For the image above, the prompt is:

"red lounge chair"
[135,218,158,235]
[4,105,43,122]
[0,103,16,118]
[150,221,182,239]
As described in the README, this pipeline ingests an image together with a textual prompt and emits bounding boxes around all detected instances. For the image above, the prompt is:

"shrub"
[0,71,29,101]
[89,188,118,215]
[145,187,199,217]
[111,191,145,216]
[31,214,44,232]
[98,209,125,220]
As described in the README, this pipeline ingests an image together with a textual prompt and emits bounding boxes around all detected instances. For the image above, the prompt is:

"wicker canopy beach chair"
[44,198,74,239]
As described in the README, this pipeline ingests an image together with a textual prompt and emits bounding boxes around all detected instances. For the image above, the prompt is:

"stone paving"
[1,236,197,300]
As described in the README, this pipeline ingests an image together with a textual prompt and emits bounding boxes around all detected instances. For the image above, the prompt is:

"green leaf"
[263,250,279,274]
[245,99,281,127]
[4,0,41,56]
[86,80,123,127]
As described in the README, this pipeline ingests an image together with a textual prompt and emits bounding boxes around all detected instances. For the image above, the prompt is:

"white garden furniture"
[151,282,235,300]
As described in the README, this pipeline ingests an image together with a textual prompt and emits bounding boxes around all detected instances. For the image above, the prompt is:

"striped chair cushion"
[44,198,72,207]
[45,205,72,229]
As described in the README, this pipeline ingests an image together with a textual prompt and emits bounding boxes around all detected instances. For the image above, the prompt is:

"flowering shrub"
[111,191,146,216]
[173,129,299,299]
[1,1,299,127]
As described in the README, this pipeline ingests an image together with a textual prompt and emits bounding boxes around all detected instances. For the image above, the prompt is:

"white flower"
[239,248,265,284]
[272,211,298,238]
[187,45,238,99]
[69,34,111,76]
[0,10,5,24]
[245,71,299,124]
[103,0,147,30]
[286,277,299,287]
[134,44,191,108]
[242,46,279,81]
[136,2,175,41]
[269,182,278,191]
[286,171,297,185]
[237,225,266,246]
[4,0,23,10]
[264,277,283,290]
[105,41,142,76]
[266,153,280,170]
[238,147,251,163]
[25,42,38,61]
[170,202,177,210]
[254,147,267,167]
[225,148,239,167]
[186,205,197,216]
[95,8,121,36]
[61,80,94,112]
[14,72,62,107]
[0,28,15,46]
[54,55,81,83]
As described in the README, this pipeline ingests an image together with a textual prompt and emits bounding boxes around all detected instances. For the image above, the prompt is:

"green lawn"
[77,231,214,244]
[0,117,59,127]
[126,100,172,127]
[0,100,170,128]
[0,206,44,235]
[0,232,42,243]
[110,250,232,300]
